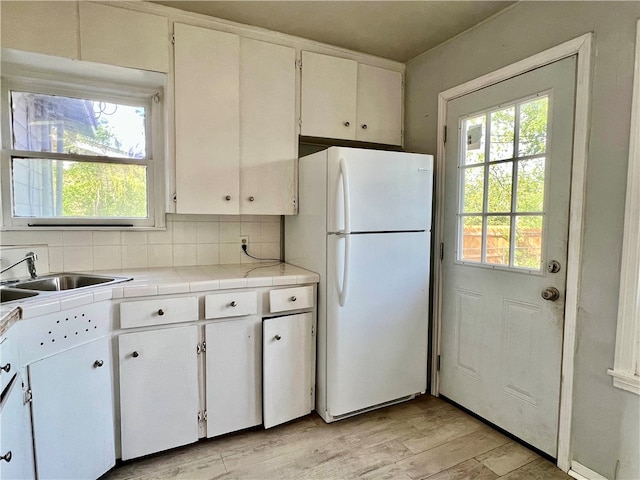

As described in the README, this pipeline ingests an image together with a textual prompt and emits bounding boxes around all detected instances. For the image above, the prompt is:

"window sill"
[607,369,640,395]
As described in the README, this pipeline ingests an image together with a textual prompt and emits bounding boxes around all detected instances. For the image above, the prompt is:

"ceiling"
[151,1,515,63]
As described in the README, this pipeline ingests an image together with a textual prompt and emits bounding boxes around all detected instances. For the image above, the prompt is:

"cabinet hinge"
[24,389,33,405]
[311,325,315,337]
[196,342,206,354]
[296,59,302,69]
[310,386,314,397]
[443,125,447,144]
[171,34,175,45]
[153,92,161,104]
[197,410,207,422]
[172,193,177,203]
[440,242,444,261]
[437,355,441,371]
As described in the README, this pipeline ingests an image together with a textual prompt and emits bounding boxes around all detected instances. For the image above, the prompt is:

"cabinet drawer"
[0,334,18,395]
[269,286,314,313]
[120,296,198,329]
[205,291,257,319]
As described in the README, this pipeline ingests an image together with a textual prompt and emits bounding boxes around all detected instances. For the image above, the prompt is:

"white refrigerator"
[285,146,433,422]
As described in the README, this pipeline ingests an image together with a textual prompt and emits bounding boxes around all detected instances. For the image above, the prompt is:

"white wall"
[405,2,639,478]
[0,214,281,276]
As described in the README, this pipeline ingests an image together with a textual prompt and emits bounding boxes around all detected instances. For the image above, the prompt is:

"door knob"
[230,301,237,307]
[132,351,139,358]
[541,287,560,301]
[275,335,282,341]
[547,260,562,273]
[93,360,104,368]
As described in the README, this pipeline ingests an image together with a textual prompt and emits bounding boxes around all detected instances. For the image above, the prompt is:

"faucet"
[0,251,38,279]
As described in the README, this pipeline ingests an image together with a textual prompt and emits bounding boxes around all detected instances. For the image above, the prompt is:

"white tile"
[196,222,219,244]
[219,222,240,243]
[147,244,173,268]
[63,246,94,271]
[123,285,158,298]
[240,243,261,264]
[1,231,30,245]
[147,223,173,245]
[62,230,93,246]
[247,277,273,287]
[196,244,219,265]
[29,230,63,246]
[261,215,281,223]
[121,231,148,245]
[93,231,121,246]
[219,243,240,265]
[157,283,190,295]
[261,222,281,243]
[122,245,148,269]
[241,222,262,243]
[93,246,122,271]
[189,280,220,292]
[48,247,64,273]
[92,288,113,302]
[196,215,219,222]
[219,215,241,222]
[241,215,262,222]
[273,275,297,286]
[173,222,198,244]
[261,242,282,260]
[173,244,197,266]
[60,292,94,310]
[219,278,247,289]
[20,298,61,319]
[171,214,200,222]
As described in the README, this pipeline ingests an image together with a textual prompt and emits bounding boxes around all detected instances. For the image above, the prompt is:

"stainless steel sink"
[13,273,132,292]
[1,287,39,303]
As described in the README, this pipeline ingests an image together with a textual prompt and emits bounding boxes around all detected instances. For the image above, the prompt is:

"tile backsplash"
[0,214,282,275]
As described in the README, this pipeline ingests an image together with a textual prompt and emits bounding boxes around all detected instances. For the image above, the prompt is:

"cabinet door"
[174,23,240,214]
[240,39,297,215]
[119,326,199,460]
[0,1,78,59]
[263,313,313,428]
[300,51,357,141]
[29,337,115,479]
[0,378,35,480]
[79,3,169,72]
[356,64,403,146]
[205,317,262,437]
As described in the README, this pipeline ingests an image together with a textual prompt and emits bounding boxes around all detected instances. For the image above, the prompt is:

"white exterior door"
[440,57,576,457]
[326,231,430,418]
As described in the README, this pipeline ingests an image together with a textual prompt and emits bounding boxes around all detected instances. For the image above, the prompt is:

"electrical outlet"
[239,236,249,247]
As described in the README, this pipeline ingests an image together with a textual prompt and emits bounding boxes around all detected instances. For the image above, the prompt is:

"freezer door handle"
[338,157,351,234]
[337,233,351,307]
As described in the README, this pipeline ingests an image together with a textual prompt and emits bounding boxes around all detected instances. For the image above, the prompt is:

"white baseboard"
[569,461,608,480]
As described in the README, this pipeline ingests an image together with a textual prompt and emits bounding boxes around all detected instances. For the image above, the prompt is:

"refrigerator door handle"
[339,157,352,234]
[338,233,351,307]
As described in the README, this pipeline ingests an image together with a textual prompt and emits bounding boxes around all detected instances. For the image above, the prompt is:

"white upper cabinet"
[356,64,403,145]
[174,25,297,215]
[0,1,79,59]
[300,51,358,141]
[174,23,241,215]
[301,51,403,146]
[79,3,170,73]
[240,38,297,215]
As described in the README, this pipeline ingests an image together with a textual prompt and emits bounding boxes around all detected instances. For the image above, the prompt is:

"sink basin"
[14,273,131,292]
[1,287,39,303]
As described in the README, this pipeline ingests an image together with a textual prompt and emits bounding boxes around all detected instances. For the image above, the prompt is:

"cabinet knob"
[0,451,12,463]
[361,124,368,130]
[230,301,237,307]
[0,362,10,373]
[248,196,255,202]
[93,359,104,368]
[275,335,282,341]
[225,195,232,201]
[290,296,297,302]
[157,309,165,316]
[132,351,139,358]
[343,121,350,127]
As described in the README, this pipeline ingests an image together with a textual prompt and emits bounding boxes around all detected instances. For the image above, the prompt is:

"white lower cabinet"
[0,377,35,480]
[28,337,115,479]
[263,313,314,428]
[118,325,199,460]
[205,317,262,437]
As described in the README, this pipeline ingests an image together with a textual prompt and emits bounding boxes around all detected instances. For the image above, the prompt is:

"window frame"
[0,74,165,230]
[608,19,640,395]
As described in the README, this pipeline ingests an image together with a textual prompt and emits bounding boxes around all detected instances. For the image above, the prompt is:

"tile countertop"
[0,262,319,330]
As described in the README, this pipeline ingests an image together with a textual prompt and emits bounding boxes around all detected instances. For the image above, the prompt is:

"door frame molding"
[432,33,593,472]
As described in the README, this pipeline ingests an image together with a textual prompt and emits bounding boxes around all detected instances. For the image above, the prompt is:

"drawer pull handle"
[0,363,10,373]
[132,351,139,358]
[361,124,368,130]
[0,451,12,463]
[225,195,232,201]
[275,335,282,341]
[343,121,350,127]
[93,360,104,368]
[249,196,255,202]
[230,301,237,307]
[158,309,165,316]
[290,296,297,302]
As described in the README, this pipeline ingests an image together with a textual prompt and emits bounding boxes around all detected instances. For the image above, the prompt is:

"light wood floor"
[102,395,571,480]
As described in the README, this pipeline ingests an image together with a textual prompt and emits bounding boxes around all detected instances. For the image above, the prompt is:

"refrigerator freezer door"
[327,148,433,233]
[326,231,430,418]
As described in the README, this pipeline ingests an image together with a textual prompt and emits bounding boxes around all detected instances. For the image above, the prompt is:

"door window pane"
[460,216,483,262]
[490,107,515,161]
[486,215,511,265]
[487,163,513,213]
[514,216,543,268]
[463,115,486,165]
[518,97,548,156]
[517,158,546,212]
[462,166,485,213]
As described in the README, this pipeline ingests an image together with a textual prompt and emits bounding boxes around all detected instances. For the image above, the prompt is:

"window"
[608,20,640,395]
[457,93,549,271]
[1,78,164,228]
